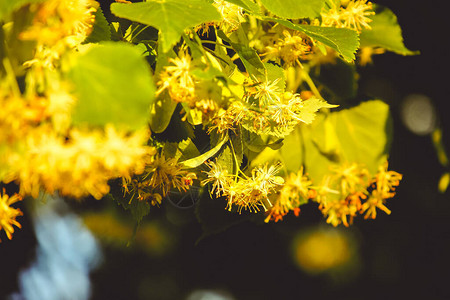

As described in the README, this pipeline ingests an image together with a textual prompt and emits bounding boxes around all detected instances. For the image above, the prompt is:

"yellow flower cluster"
[202,155,401,225]
[156,50,222,126]
[195,0,244,35]
[265,167,313,223]
[123,154,197,206]
[202,161,284,213]
[0,0,161,241]
[262,30,311,67]
[321,0,375,32]
[156,50,196,105]
[0,189,23,242]
[20,0,97,48]
[207,76,333,138]
[361,161,402,219]
[213,0,244,33]
[4,125,154,200]
[19,0,97,72]
[357,46,386,66]
[315,161,402,226]
[208,101,246,135]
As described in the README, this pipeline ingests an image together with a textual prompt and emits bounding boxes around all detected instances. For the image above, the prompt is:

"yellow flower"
[341,0,374,32]
[156,50,196,104]
[145,154,185,197]
[0,189,23,242]
[320,1,343,28]
[360,161,402,219]
[6,125,154,200]
[213,0,244,32]
[373,161,402,198]
[20,0,98,47]
[123,154,197,206]
[229,163,284,213]
[321,0,374,32]
[262,30,311,67]
[330,162,369,195]
[247,78,283,106]
[361,190,391,219]
[208,101,246,135]
[251,162,284,196]
[268,92,304,127]
[46,86,76,132]
[201,160,232,197]
[358,46,386,66]
[265,167,312,223]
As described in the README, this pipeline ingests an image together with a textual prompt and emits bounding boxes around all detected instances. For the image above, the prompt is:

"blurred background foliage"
[1,0,449,299]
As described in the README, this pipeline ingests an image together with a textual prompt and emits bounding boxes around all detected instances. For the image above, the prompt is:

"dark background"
[1,0,449,299]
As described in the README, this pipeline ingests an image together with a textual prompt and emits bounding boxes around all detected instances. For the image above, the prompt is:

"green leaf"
[67,42,155,130]
[217,134,244,174]
[241,128,284,152]
[259,0,325,19]
[153,104,195,142]
[149,45,177,133]
[301,100,392,183]
[164,138,201,161]
[149,91,178,133]
[111,0,222,52]
[266,18,359,62]
[216,146,235,174]
[180,135,229,168]
[333,100,392,171]
[297,97,338,124]
[230,133,244,169]
[220,28,266,78]
[360,5,418,56]
[84,6,111,44]
[265,62,285,90]
[224,0,261,15]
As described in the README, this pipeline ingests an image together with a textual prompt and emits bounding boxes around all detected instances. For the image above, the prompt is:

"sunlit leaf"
[224,0,261,15]
[259,0,325,19]
[111,0,222,52]
[67,42,155,130]
[302,100,391,183]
